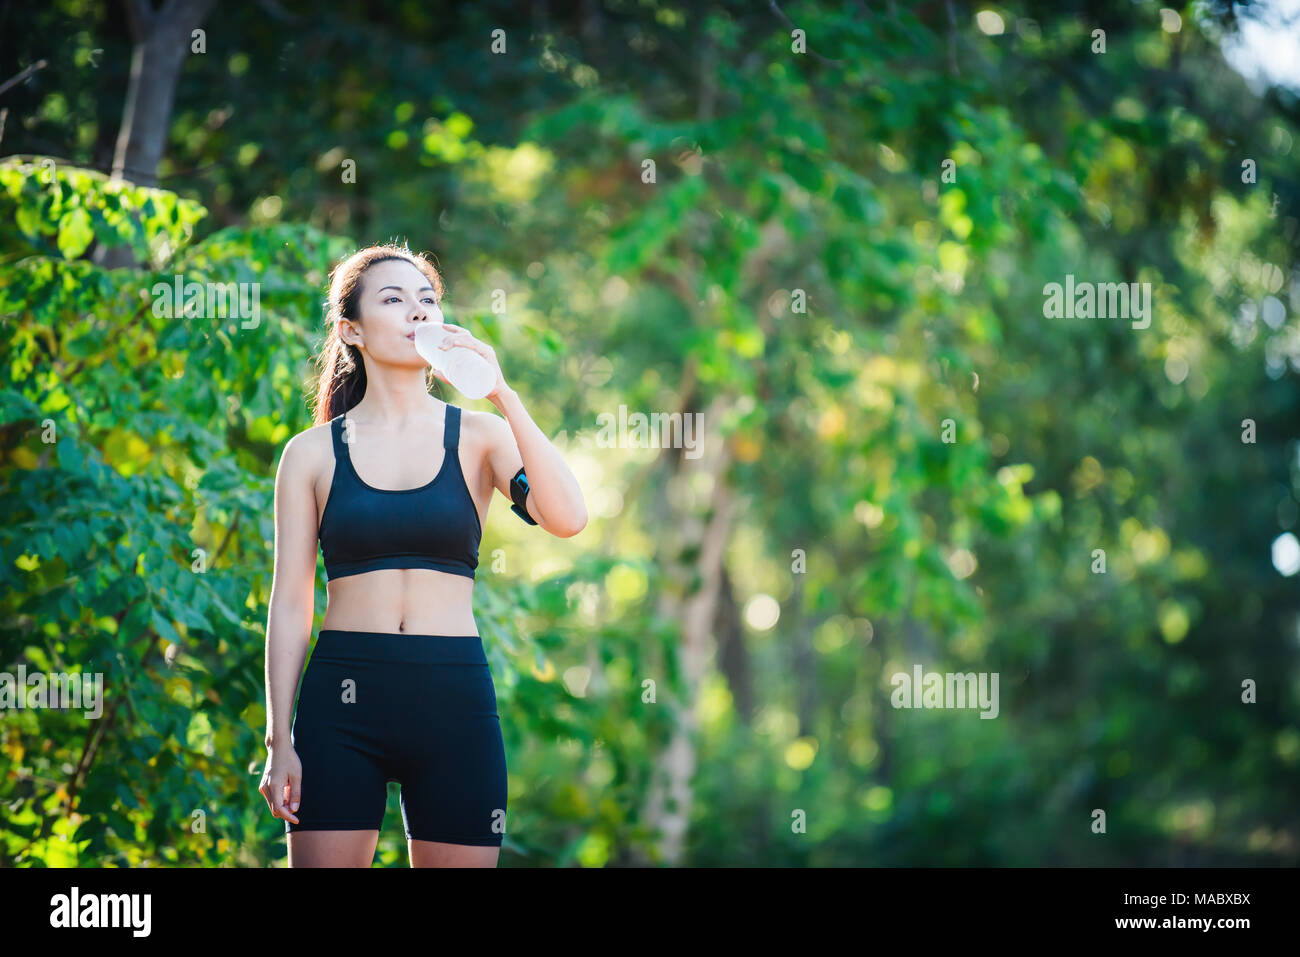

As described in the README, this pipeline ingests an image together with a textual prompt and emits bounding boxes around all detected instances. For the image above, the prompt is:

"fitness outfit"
[285,402,535,846]
[317,402,481,581]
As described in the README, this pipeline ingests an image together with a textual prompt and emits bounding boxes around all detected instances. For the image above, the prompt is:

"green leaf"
[150,608,181,644]
[57,206,93,259]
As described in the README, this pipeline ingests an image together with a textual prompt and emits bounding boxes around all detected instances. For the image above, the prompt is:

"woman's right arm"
[258,431,320,824]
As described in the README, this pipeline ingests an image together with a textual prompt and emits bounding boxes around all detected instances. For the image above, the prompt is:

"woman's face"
[342,258,441,367]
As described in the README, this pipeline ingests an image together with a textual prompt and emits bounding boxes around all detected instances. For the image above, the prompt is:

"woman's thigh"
[389,638,509,850]
[407,839,499,868]
[288,830,499,867]
[287,829,379,867]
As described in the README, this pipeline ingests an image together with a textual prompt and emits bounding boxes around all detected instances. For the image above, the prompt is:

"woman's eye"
[385,296,400,303]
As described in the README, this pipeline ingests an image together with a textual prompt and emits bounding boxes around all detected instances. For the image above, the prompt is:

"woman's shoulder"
[277,418,337,475]
[458,405,511,447]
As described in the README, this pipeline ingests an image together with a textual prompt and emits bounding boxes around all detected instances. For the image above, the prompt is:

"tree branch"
[0,59,48,98]
[944,0,960,76]
[211,510,241,565]
[768,0,845,68]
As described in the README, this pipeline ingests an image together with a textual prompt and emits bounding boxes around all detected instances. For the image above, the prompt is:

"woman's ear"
[340,319,362,348]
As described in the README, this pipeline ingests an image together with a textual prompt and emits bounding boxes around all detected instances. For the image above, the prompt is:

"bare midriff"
[321,568,478,636]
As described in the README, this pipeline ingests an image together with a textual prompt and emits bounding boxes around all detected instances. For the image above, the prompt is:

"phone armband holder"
[509,467,538,525]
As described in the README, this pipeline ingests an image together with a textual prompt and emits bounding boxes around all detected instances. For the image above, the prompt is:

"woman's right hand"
[258,746,302,824]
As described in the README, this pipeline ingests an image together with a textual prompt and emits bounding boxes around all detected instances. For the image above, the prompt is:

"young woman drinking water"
[257,244,587,867]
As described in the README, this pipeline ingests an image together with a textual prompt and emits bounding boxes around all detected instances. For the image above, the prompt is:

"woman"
[258,243,587,867]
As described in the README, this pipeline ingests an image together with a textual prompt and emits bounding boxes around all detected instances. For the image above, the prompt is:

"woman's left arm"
[485,386,588,537]
[431,321,587,537]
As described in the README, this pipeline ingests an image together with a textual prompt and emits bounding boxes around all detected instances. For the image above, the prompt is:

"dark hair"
[310,243,445,425]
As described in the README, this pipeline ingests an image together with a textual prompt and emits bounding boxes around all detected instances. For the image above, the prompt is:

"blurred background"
[1,0,1298,867]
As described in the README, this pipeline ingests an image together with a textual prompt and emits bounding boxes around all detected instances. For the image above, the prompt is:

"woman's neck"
[350,368,441,427]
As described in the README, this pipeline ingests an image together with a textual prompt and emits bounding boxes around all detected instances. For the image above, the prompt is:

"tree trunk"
[715,564,755,721]
[789,573,818,734]
[94,0,215,268]
[639,393,735,865]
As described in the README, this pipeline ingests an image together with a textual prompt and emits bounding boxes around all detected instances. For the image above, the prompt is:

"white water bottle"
[413,316,496,400]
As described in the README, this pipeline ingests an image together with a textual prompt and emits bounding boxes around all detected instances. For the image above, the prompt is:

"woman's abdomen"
[322,568,478,635]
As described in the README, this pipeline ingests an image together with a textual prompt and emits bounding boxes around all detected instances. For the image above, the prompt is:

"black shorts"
[285,630,508,846]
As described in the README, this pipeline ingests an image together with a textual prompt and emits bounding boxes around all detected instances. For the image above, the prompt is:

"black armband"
[509,466,538,525]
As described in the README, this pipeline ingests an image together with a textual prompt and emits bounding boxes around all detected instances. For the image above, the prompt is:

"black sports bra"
[317,403,481,581]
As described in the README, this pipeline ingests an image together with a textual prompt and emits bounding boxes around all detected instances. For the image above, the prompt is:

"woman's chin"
[376,354,435,372]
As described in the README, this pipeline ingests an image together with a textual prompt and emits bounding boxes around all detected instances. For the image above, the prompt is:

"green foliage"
[2,0,1298,867]
[0,160,672,866]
